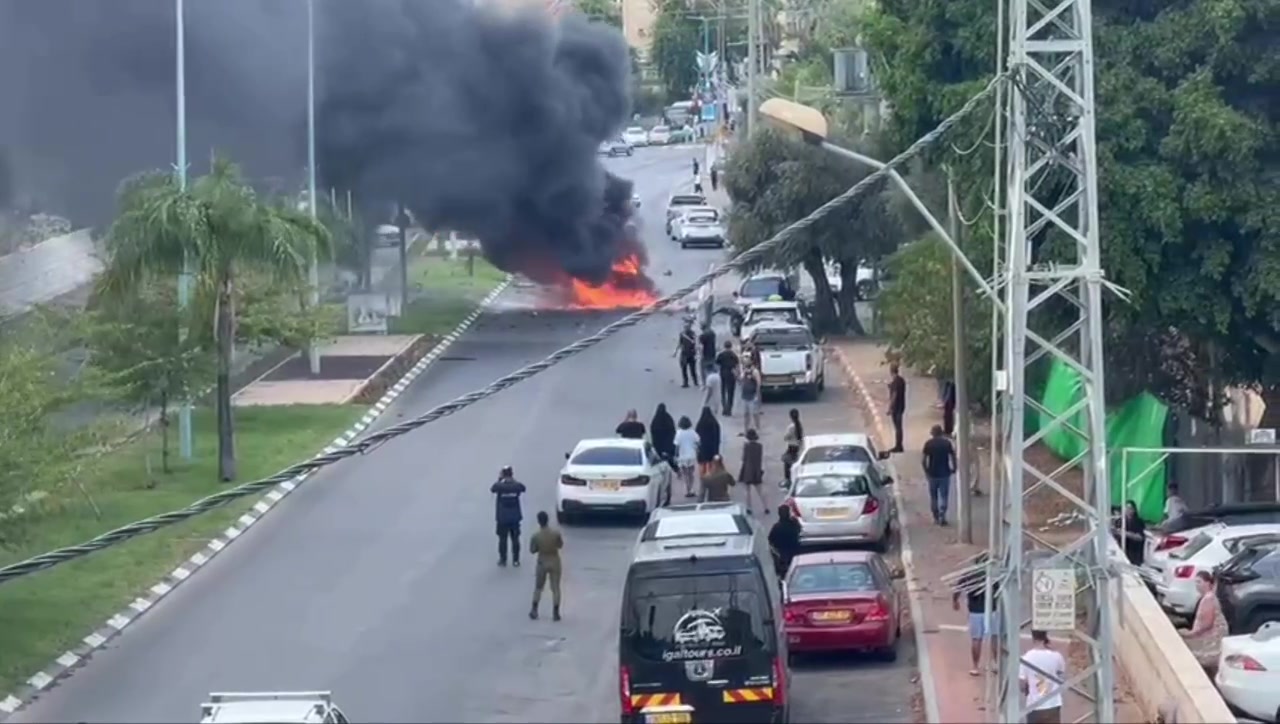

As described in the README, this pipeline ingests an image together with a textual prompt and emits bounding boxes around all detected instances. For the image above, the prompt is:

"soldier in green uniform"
[529,510,564,621]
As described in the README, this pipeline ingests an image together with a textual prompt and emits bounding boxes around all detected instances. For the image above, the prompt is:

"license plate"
[590,480,620,492]
[815,507,849,519]
[811,609,852,623]
[645,714,692,724]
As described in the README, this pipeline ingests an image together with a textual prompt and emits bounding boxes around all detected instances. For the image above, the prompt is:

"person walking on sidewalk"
[739,429,767,514]
[952,552,1001,677]
[922,425,957,525]
[1019,630,1067,724]
[528,511,564,621]
[676,322,699,387]
[491,466,527,567]
[887,363,907,452]
[780,409,804,489]
[674,415,700,498]
[715,341,739,416]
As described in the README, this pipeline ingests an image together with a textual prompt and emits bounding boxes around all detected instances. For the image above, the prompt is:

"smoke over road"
[0,0,645,286]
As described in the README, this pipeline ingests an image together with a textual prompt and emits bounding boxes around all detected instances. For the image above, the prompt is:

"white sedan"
[1219,623,1280,722]
[556,438,672,524]
[1157,524,1280,617]
[622,126,649,147]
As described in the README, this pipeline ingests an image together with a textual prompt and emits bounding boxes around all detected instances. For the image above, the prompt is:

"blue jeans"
[927,475,952,521]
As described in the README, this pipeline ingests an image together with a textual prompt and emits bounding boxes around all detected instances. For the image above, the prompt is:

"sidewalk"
[830,339,1142,723]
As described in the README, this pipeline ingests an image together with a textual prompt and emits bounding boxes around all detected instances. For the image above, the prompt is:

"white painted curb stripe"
[829,345,942,724]
[0,276,514,720]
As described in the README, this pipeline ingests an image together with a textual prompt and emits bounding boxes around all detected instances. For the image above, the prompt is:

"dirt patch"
[349,334,436,405]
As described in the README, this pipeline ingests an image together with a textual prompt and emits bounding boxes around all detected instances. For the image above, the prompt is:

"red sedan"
[782,550,904,662]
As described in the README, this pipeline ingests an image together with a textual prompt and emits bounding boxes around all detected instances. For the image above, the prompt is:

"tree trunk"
[160,388,171,474]
[836,260,866,336]
[800,252,838,334]
[215,274,238,482]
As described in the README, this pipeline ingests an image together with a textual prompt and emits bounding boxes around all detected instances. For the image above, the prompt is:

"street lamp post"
[305,0,321,376]
[175,0,193,461]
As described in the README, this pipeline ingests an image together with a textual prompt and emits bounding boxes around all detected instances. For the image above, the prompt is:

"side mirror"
[877,450,892,461]
[890,566,905,580]
[564,452,571,460]
[882,475,895,485]
[731,291,740,298]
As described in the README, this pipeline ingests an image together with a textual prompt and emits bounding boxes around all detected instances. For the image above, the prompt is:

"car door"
[869,557,901,636]
[866,439,892,481]
[864,465,893,528]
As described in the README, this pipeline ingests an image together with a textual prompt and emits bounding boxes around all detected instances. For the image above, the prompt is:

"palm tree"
[100,157,331,482]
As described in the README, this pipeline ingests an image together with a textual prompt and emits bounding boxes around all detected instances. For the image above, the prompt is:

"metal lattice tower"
[994,0,1114,720]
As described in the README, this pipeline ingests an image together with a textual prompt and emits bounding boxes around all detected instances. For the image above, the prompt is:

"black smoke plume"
[0,0,640,285]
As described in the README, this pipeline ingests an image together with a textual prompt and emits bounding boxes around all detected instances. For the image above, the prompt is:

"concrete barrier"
[1108,543,1236,723]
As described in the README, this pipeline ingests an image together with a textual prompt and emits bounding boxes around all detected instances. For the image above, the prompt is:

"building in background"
[621,0,656,55]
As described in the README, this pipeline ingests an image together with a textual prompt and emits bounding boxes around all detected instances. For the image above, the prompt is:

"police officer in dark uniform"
[491,466,527,567]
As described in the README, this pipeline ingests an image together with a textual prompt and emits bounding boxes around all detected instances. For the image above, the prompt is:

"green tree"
[723,127,910,334]
[863,0,1280,420]
[651,0,702,102]
[99,157,331,482]
[575,0,622,27]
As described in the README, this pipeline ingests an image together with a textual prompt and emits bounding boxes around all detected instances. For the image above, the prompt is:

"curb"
[829,344,942,724]
[0,276,514,719]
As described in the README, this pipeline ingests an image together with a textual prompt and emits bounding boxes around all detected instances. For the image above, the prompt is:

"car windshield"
[752,329,812,348]
[748,309,800,325]
[671,196,705,207]
[1170,532,1214,560]
[626,127,644,134]
[739,278,784,298]
[801,445,873,465]
[686,212,718,224]
[571,446,642,466]
[622,573,770,663]
[788,562,878,594]
[652,126,669,133]
[793,475,870,498]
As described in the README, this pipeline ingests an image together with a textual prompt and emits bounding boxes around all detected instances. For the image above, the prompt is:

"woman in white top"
[1019,630,1066,723]
[673,415,700,498]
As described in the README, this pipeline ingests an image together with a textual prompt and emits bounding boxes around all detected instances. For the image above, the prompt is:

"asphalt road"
[11,145,917,724]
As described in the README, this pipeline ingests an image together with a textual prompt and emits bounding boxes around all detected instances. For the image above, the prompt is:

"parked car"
[556,437,673,524]
[733,272,801,311]
[782,550,904,662]
[1218,622,1280,723]
[647,125,672,145]
[1217,540,1280,634]
[664,193,707,235]
[622,126,649,147]
[823,260,881,301]
[790,432,893,489]
[750,323,825,400]
[1156,524,1280,618]
[600,138,634,156]
[1144,503,1280,584]
[673,206,726,248]
[740,300,810,340]
[782,460,893,551]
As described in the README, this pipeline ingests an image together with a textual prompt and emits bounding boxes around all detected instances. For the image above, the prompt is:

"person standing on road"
[699,323,718,375]
[702,364,722,412]
[922,424,957,525]
[676,321,699,387]
[674,415,700,497]
[528,511,564,621]
[768,506,803,579]
[780,409,804,489]
[716,341,739,416]
[692,157,700,177]
[490,466,527,567]
[693,176,704,194]
[739,429,767,514]
[695,407,722,478]
[740,362,763,435]
[1019,630,1067,724]
[887,363,907,452]
[700,455,736,502]
[710,166,719,191]
[650,403,677,468]
[952,552,1001,677]
[616,409,646,439]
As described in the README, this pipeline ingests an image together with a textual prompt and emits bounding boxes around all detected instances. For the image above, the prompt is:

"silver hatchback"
[784,461,894,552]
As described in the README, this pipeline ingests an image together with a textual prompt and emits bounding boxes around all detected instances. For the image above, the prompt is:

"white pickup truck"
[200,691,349,724]
[748,322,825,399]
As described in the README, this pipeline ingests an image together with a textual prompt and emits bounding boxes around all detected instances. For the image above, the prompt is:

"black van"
[618,504,789,724]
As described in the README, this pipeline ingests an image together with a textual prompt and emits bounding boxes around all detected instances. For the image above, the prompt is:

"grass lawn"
[0,404,357,695]
[390,255,507,336]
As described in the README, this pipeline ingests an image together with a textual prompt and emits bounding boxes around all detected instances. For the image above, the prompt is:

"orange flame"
[567,254,658,310]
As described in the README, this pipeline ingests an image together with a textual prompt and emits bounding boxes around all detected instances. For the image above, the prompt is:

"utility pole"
[996,0,1113,719]
[949,172,972,544]
[305,0,321,375]
[396,204,410,313]
[175,0,193,461]
[746,0,759,134]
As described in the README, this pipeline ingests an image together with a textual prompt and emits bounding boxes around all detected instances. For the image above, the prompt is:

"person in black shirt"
[715,341,740,416]
[887,363,907,452]
[1115,500,1146,566]
[951,553,1001,677]
[921,424,957,525]
[615,409,646,439]
[490,466,527,567]
[675,322,698,387]
[768,506,803,579]
[698,324,717,375]
[942,379,957,436]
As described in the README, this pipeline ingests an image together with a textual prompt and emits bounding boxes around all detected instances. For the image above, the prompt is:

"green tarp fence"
[1034,359,1169,522]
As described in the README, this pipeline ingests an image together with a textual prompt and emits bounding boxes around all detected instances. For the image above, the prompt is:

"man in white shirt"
[1019,630,1066,723]
[702,366,722,412]
[1163,483,1188,524]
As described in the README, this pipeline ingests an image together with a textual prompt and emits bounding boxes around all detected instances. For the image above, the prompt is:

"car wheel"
[681,241,689,250]
[872,531,890,553]
[787,652,799,667]
[806,383,820,401]
[878,645,898,663]
[818,374,826,392]
[556,510,570,526]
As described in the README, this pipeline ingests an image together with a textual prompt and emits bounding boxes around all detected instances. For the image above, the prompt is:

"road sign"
[695,51,720,76]
[1031,568,1076,631]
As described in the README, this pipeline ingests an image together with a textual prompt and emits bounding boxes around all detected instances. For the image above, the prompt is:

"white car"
[647,125,672,145]
[1142,522,1218,586]
[556,438,673,524]
[201,692,348,724]
[740,300,809,340]
[749,322,825,399]
[785,460,895,552]
[1156,524,1280,617]
[1218,622,1280,722]
[673,206,726,248]
[733,271,801,311]
[622,126,649,147]
[823,260,881,300]
[790,432,894,485]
